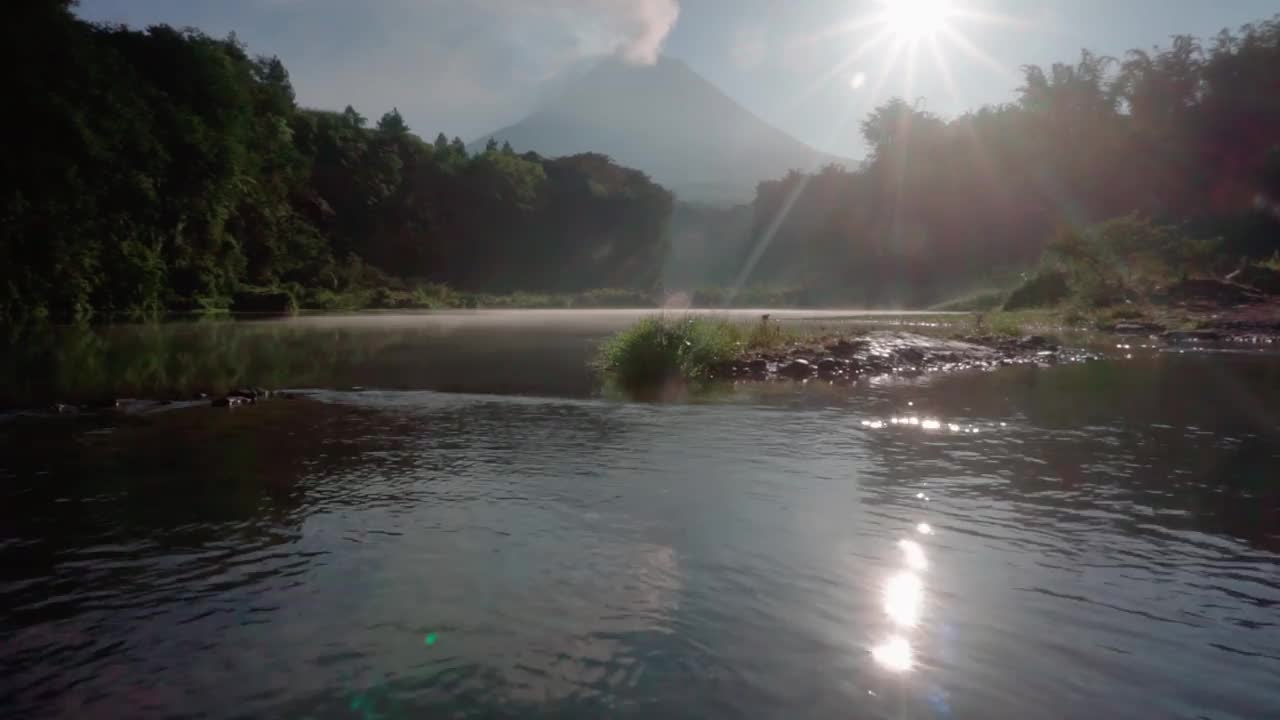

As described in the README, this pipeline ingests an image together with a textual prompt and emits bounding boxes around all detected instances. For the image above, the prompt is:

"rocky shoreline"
[709,330,1096,383]
[1099,276,1280,345]
[1107,322,1280,346]
[712,313,1280,384]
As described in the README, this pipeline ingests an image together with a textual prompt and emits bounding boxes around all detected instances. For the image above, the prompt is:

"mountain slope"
[472,56,850,204]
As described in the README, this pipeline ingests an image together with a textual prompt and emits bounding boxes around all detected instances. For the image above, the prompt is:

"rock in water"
[825,339,863,358]
[816,358,844,376]
[779,359,814,379]
[212,395,251,408]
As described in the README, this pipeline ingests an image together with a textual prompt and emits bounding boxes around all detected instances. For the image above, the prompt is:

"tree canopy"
[719,16,1280,306]
[5,6,1279,316]
[1,6,672,319]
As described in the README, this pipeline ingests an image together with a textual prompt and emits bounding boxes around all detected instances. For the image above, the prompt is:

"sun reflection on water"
[871,635,915,672]
[898,539,927,570]
[870,470,937,673]
[884,571,924,628]
[868,413,995,435]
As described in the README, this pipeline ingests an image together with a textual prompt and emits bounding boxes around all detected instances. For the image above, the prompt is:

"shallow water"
[1,313,1278,719]
[0,310,957,408]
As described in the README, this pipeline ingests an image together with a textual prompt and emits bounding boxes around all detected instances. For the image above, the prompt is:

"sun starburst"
[881,0,956,41]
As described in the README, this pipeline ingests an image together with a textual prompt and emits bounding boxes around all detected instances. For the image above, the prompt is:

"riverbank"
[597,301,1280,390]
[594,315,1107,390]
[973,283,1280,345]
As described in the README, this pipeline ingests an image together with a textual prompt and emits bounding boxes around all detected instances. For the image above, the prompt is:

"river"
[1,311,1278,719]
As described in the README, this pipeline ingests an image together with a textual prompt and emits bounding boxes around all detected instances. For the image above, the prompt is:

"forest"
[715,15,1280,307]
[4,2,1279,318]
[2,1,672,320]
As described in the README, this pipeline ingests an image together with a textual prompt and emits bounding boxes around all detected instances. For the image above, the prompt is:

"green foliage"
[1061,307,1089,327]
[467,292,570,309]
[376,108,409,136]
[596,315,800,388]
[570,288,654,308]
[6,9,1278,316]
[231,286,298,314]
[1093,305,1151,323]
[692,16,1280,305]
[971,310,1068,336]
[1004,269,1070,310]
[742,316,795,349]
[596,317,741,387]
[987,314,1026,337]
[1,12,674,320]
[1036,215,1227,307]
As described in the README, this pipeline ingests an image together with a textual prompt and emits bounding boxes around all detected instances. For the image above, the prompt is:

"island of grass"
[596,315,1095,390]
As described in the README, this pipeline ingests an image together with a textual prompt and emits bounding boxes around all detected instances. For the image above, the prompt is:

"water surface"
[1,313,1277,718]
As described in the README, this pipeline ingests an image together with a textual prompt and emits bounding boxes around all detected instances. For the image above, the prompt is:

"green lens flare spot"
[425,632,438,646]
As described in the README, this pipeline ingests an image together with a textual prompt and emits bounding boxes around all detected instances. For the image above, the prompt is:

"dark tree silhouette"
[0,9,673,318]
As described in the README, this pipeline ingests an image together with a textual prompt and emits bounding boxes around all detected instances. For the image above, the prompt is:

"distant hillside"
[472,56,850,204]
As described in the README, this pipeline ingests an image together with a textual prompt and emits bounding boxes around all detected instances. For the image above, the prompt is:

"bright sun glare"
[881,0,954,41]
[731,0,1020,289]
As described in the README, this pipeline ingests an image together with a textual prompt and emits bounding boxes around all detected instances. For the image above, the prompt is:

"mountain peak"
[475,57,847,204]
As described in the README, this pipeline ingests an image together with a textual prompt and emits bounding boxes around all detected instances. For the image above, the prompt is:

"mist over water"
[0,310,951,408]
[1,313,1278,718]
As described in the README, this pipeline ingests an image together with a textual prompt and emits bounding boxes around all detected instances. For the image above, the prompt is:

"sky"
[75,0,1279,159]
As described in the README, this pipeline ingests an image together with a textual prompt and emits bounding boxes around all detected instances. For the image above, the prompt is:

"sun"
[880,0,955,41]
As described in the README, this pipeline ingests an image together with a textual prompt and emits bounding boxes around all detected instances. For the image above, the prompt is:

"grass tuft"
[597,316,737,387]
[596,315,796,388]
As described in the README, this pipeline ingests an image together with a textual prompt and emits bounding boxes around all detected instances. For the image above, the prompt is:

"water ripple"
[3,365,1279,718]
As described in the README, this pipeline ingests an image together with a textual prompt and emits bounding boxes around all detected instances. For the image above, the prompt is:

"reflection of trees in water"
[1,321,380,406]
[3,394,696,718]
[2,394,660,712]
[0,401,346,633]
[0,319,602,407]
[0,395,638,583]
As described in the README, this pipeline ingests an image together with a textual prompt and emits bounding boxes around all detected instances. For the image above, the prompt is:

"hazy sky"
[75,0,1278,159]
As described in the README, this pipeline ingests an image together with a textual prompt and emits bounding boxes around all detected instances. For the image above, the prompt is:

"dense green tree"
[713,15,1280,305]
[377,108,409,136]
[6,8,1277,316]
[0,8,674,319]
